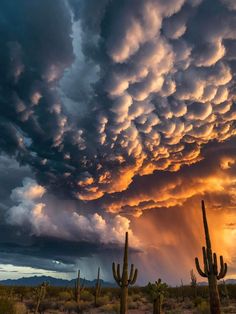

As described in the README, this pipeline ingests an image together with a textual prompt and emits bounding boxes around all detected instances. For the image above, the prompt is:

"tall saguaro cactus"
[74,270,85,304]
[94,267,102,306]
[195,200,227,314]
[112,232,138,314]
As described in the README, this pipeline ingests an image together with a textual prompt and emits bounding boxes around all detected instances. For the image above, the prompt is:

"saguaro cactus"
[112,232,138,314]
[34,282,48,314]
[74,269,85,303]
[195,200,227,314]
[94,267,102,306]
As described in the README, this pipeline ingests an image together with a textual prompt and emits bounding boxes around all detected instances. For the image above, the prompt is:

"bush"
[0,298,16,314]
[80,290,93,302]
[14,302,27,314]
[100,303,119,313]
[96,295,110,307]
[64,300,79,313]
[58,291,72,301]
[196,300,210,314]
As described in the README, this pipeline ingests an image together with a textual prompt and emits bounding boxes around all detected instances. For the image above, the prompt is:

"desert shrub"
[58,291,72,301]
[80,290,93,302]
[96,295,110,306]
[64,300,79,313]
[196,300,210,314]
[194,296,205,307]
[0,298,16,314]
[14,302,27,314]
[78,300,91,311]
[130,293,142,302]
[100,302,119,313]
[163,298,178,310]
[182,297,194,309]
[128,301,139,309]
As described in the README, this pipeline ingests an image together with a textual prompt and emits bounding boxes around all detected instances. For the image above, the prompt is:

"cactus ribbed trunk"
[94,267,101,307]
[153,296,162,314]
[120,286,128,313]
[208,274,221,314]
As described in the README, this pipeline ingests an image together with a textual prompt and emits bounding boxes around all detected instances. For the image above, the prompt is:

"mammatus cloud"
[0,0,235,201]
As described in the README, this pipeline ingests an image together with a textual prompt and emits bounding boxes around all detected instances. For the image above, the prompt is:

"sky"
[0,0,236,286]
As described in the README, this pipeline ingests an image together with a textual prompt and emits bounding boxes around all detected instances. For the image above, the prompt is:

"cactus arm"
[128,264,134,283]
[112,262,122,286]
[195,257,207,277]
[117,263,121,281]
[213,253,218,275]
[217,256,227,279]
[129,268,138,285]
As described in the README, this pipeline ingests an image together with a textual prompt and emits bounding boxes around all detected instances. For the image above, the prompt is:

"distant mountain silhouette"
[196,279,236,286]
[0,276,235,287]
[0,275,116,287]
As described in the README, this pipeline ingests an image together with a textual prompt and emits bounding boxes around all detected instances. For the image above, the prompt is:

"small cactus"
[220,280,229,306]
[112,232,138,314]
[195,200,227,314]
[34,282,48,314]
[146,279,168,314]
[180,279,184,302]
[93,267,102,306]
[190,269,197,298]
[74,269,85,304]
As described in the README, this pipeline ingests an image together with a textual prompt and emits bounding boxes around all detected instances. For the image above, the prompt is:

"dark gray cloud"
[0,0,236,202]
[0,0,236,283]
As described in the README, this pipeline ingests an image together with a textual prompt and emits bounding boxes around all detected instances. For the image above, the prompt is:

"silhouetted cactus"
[74,269,85,304]
[34,282,48,314]
[195,200,227,314]
[112,232,138,314]
[93,267,102,306]
[180,279,184,302]
[190,269,197,298]
[220,280,229,306]
[146,279,168,314]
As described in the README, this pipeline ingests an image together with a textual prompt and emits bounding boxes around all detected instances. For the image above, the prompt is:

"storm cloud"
[0,0,236,284]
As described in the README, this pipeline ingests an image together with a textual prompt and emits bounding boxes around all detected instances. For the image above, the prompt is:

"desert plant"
[34,282,49,314]
[74,269,85,304]
[93,267,102,306]
[195,200,227,314]
[190,269,197,298]
[112,232,138,314]
[146,279,168,314]
[219,280,229,306]
[180,279,184,302]
[0,298,16,314]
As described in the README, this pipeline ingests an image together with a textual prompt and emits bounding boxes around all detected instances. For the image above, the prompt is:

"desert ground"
[0,284,236,314]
